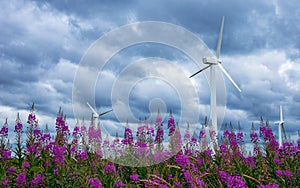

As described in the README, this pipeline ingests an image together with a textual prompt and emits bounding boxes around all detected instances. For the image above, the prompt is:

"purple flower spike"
[130,174,140,182]
[175,154,189,168]
[88,177,103,188]
[16,173,27,187]
[114,180,126,187]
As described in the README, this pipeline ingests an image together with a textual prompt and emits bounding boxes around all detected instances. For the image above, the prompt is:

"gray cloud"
[0,0,300,143]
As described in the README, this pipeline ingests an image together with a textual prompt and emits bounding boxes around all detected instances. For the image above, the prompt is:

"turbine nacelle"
[92,113,99,119]
[274,121,284,125]
[87,102,113,119]
[203,57,220,65]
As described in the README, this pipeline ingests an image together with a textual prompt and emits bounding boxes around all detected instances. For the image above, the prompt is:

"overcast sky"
[0,0,299,143]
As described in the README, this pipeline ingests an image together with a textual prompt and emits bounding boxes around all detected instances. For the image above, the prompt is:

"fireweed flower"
[220,144,228,153]
[190,133,197,145]
[0,121,8,138]
[22,161,30,169]
[27,113,37,125]
[199,129,205,140]
[72,125,80,136]
[104,162,116,174]
[284,170,293,179]
[229,139,238,148]
[114,181,126,187]
[167,112,175,136]
[53,145,66,165]
[259,126,275,141]
[7,166,16,174]
[1,150,11,159]
[250,133,258,143]
[155,127,164,143]
[184,148,193,156]
[88,177,103,188]
[30,174,44,187]
[183,170,192,185]
[244,156,257,169]
[204,149,213,157]
[277,170,285,178]
[16,173,27,187]
[56,116,70,136]
[196,157,203,166]
[14,121,23,133]
[1,179,9,186]
[77,150,89,161]
[194,178,206,187]
[42,133,51,142]
[174,181,182,187]
[26,145,38,155]
[167,174,173,181]
[33,129,42,140]
[122,127,133,145]
[273,159,282,165]
[219,171,228,183]
[257,183,280,188]
[175,154,190,168]
[237,132,244,143]
[227,176,248,188]
[130,174,140,182]
[53,168,59,176]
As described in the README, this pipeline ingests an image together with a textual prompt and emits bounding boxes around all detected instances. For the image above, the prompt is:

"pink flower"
[22,161,30,169]
[130,174,140,182]
[1,179,9,186]
[14,122,23,133]
[1,150,11,159]
[175,154,189,168]
[16,173,27,187]
[30,174,44,187]
[114,181,126,187]
[53,145,66,165]
[7,166,16,174]
[88,177,103,188]
[104,162,116,174]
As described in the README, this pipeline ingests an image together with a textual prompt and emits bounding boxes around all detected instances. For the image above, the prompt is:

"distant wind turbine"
[274,105,287,146]
[190,16,242,145]
[86,102,113,119]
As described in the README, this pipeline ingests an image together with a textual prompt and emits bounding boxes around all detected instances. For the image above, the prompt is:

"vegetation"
[0,104,299,187]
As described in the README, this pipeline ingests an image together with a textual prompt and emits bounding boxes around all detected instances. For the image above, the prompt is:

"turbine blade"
[280,105,283,122]
[189,65,211,78]
[281,123,287,140]
[86,102,99,116]
[99,109,113,117]
[218,63,242,92]
[216,16,225,59]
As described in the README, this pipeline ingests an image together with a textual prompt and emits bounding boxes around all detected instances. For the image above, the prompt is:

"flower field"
[0,105,300,187]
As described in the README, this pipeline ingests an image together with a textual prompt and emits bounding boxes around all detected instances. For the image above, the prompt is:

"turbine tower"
[190,16,241,145]
[274,105,286,146]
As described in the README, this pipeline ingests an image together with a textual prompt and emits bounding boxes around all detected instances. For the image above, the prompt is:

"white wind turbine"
[86,102,113,120]
[190,16,242,145]
[274,105,286,146]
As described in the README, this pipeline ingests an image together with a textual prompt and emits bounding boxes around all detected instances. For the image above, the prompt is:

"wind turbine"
[86,102,113,120]
[190,16,242,145]
[274,105,286,146]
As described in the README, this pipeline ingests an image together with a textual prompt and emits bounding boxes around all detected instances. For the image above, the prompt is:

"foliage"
[0,105,299,187]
